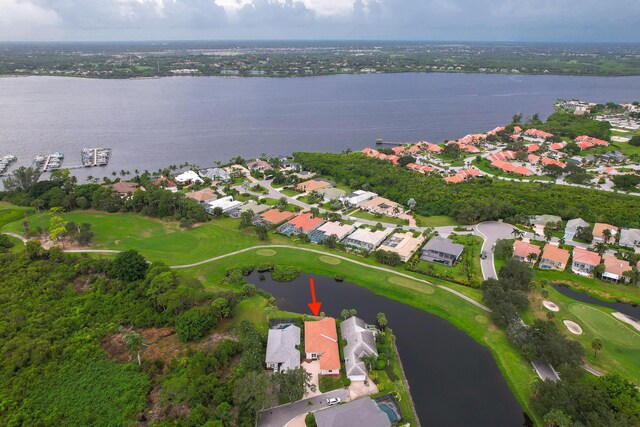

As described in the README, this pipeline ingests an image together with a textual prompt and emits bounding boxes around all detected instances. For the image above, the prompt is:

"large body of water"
[2,74,640,181]
[248,271,526,427]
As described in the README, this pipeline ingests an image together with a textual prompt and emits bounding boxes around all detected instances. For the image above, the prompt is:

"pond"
[247,271,527,427]
[552,284,640,319]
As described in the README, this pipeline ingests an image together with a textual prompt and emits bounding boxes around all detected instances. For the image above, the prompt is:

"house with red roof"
[601,254,632,283]
[548,142,567,151]
[254,209,297,226]
[488,151,516,162]
[491,160,534,176]
[305,317,341,376]
[527,154,541,164]
[277,212,325,236]
[443,168,483,183]
[539,244,570,270]
[571,248,602,276]
[540,157,566,168]
[512,240,541,263]
[526,144,540,153]
[576,135,609,147]
[525,129,554,139]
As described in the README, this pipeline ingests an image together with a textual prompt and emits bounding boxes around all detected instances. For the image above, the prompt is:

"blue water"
[2,73,640,181]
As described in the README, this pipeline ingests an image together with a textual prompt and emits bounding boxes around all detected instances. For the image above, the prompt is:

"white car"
[326,397,341,406]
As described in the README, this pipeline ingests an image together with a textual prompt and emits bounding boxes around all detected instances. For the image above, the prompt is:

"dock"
[375,139,416,146]
[82,147,111,167]
[34,152,64,172]
[0,155,17,175]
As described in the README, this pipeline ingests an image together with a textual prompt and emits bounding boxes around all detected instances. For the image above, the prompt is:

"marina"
[33,152,64,172]
[81,147,111,167]
[0,155,17,175]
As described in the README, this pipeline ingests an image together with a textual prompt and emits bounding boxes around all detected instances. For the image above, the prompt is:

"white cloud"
[0,0,60,38]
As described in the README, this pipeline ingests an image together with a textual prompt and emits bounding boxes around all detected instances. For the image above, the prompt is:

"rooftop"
[541,244,570,265]
[304,318,340,372]
[260,209,297,225]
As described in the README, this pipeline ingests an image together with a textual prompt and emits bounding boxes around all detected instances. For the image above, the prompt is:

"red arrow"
[307,278,322,316]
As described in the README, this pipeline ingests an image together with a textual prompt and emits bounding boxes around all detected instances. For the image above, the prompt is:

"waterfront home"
[524,128,554,139]
[359,196,404,217]
[571,248,602,276]
[153,176,177,191]
[420,236,464,266]
[342,227,391,252]
[512,240,541,263]
[265,323,301,373]
[378,232,426,262]
[185,188,217,204]
[539,244,570,270]
[175,170,204,184]
[253,209,297,226]
[277,212,325,236]
[602,254,632,283]
[304,318,340,376]
[199,167,230,182]
[309,221,355,244]
[340,190,377,207]
[111,181,143,196]
[619,228,640,249]
[246,159,271,172]
[340,316,378,382]
[313,397,392,427]
[226,164,250,178]
[205,196,243,214]
[592,223,618,244]
[296,178,332,193]
[575,135,609,148]
[564,218,590,241]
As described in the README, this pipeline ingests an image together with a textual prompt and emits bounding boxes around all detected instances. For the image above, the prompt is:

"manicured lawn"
[0,202,33,229]
[279,188,298,197]
[318,374,350,393]
[225,295,268,333]
[413,214,459,227]
[349,210,408,226]
[533,268,640,305]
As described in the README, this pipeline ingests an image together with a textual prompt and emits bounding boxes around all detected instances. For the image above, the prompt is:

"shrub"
[175,306,217,342]
[271,265,301,282]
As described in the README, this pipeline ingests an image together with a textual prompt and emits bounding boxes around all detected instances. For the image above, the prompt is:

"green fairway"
[568,304,640,348]
[0,202,33,229]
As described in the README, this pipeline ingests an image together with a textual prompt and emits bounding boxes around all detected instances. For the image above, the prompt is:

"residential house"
[265,324,301,372]
[304,318,340,376]
[359,197,404,217]
[420,236,464,266]
[529,215,562,235]
[619,228,640,249]
[153,176,177,191]
[340,316,378,382]
[253,209,297,226]
[564,218,590,241]
[277,212,325,236]
[175,170,204,184]
[205,196,243,214]
[571,248,602,276]
[512,240,541,263]
[246,159,271,172]
[230,201,270,218]
[111,181,143,196]
[309,221,355,244]
[296,178,333,193]
[340,190,377,207]
[317,187,346,202]
[314,397,391,427]
[592,223,618,244]
[199,167,230,182]
[539,244,570,270]
[602,254,632,283]
[601,150,627,163]
[185,188,217,204]
[342,227,392,252]
[378,232,426,262]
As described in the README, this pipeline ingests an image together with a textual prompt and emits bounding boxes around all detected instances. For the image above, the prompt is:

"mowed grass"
[0,202,33,229]
[413,214,459,227]
[183,247,539,423]
[349,210,409,225]
[225,295,268,333]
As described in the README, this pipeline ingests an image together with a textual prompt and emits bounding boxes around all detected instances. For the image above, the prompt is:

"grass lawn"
[349,210,408,226]
[235,193,254,202]
[225,295,268,333]
[413,214,459,227]
[532,287,640,385]
[533,268,640,305]
[318,374,350,393]
[0,202,33,229]
[279,188,298,197]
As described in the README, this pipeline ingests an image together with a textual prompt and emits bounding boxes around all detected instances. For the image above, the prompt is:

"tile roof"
[602,254,632,278]
[593,223,618,239]
[513,240,541,259]
[317,221,355,240]
[305,318,340,372]
[541,244,570,266]
[572,248,602,267]
[488,150,516,162]
[185,188,216,202]
[287,212,325,232]
[260,209,297,225]
[296,178,332,193]
[112,181,141,194]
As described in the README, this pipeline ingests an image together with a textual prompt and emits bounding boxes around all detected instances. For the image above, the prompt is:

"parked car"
[480,251,488,259]
[327,397,341,406]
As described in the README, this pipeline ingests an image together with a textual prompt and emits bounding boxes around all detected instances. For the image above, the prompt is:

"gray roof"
[314,397,390,427]
[565,218,590,235]
[317,187,346,200]
[265,324,301,371]
[529,214,562,226]
[340,317,378,379]
[238,201,270,214]
[619,228,640,248]
[421,236,464,258]
[200,167,230,181]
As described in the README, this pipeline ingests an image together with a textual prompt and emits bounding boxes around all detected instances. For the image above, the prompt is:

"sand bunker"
[613,312,640,332]
[542,300,560,312]
[563,320,583,335]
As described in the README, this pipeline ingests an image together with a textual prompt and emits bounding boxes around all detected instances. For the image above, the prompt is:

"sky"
[1,0,639,42]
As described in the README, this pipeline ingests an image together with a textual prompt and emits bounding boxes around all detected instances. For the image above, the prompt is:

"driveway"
[257,389,349,427]
[301,360,322,398]
[474,221,516,279]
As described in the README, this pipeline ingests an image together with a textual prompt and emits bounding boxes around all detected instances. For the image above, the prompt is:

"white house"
[206,196,243,214]
[342,227,391,252]
[175,170,204,184]
[340,316,378,382]
[340,190,377,207]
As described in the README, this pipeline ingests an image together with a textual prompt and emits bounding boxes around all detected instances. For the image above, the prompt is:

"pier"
[0,155,17,176]
[33,152,64,172]
[82,147,111,167]
[375,139,417,146]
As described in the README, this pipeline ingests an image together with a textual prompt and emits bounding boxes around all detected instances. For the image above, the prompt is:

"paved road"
[257,389,348,427]
[474,221,516,280]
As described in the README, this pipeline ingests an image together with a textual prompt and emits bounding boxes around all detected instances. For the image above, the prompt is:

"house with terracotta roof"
[253,209,297,226]
[185,188,217,204]
[277,212,325,236]
[419,141,443,153]
[576,135,609,147]
[359,197,404,217]
[443,168,483,183]
[540,157,566,168]
[246,159,271,172]
[296,178,333,193]
[488,151,516,162]
[524,128,554,139]
[491,160,534,176]
[601,254,632,283]
[512,240,541,263]
[592,223,618,244]
[153,176,177,191]
[378,232,426,262]
[571,248,602,276]
[539,244,570,270]
[526,144,541,153]
[111,181,143,196]
[527,154,541,164]
[304,317,341,376]
[548,142,567,151]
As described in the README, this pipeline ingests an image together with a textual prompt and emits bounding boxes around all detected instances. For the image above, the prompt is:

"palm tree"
[511,227,524,239]
[602,228,613,244]
[558,237,565,246]
[591,339,602,357]
[361,354,378,371]
[526,253,538,264]
[340,309,350,320]
[595,242,607,256]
